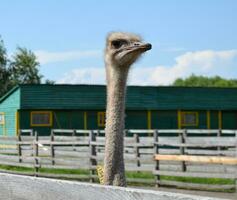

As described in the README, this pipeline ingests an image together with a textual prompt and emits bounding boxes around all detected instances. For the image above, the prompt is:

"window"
[31,111,52,126]
[97,112,106,127]
[181,112,198,126]
[0,113,5,124]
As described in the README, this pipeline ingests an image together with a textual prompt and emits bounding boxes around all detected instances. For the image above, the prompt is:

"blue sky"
[1,0,237,85]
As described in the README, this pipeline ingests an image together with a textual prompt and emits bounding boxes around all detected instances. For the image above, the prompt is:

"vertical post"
[134,133,140,168]
[72,129,76,151]
[72,129,76,137]
[154,129,160,187]
[124,129,128,137]
[50,130,55,165]
[15,111,19,136]
[89,130,97,182]
[34,131,39,177]
[123,129,128,154]
[180,129,187,172]
[207,110,211,130]
[84,111,87,131]
[17,130,22,163]
[177,110,182,129]
[217,129,222,156]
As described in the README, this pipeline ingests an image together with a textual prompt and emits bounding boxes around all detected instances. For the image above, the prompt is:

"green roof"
[1,84,237,110]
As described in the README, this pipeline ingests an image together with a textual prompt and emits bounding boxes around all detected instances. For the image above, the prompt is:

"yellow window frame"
[180,111,199,127]
[97,112,106,127]
[0,112,5,125]
[30,111,53,127]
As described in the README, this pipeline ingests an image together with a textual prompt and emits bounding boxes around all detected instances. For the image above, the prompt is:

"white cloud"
[57,49,237,85]
[35,50,101,64]
[58,67,106,84]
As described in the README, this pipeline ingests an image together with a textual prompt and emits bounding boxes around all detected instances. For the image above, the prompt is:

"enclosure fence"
[0,129,236,192]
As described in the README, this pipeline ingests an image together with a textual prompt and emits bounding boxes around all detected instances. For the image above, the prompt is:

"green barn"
[0,84,237,136]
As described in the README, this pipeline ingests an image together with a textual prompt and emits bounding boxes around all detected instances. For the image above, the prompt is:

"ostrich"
[104,32,152,186]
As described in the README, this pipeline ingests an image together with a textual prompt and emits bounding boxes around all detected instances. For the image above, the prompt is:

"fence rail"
[0,129,236,192]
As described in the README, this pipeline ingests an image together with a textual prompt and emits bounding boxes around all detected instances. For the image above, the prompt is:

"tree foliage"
[172,74,237,87]
[0,36,53,97]
[0,37,11,96]
[10,47,42,85]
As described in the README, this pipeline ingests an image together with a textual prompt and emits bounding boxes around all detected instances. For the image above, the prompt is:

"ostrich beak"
[138,43,152,51]
[129,42,152,53]
[115,41,152,62]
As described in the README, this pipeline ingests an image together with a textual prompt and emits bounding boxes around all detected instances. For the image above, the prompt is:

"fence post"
[89,130,97,182]
[154,129,160,187]
[217,129,222,156]
[180,129,187,172]
[17,130,22,163]
[50,130,55,165]
[134,133,140,169]
[34,131,39,177]
[72,129,77,151]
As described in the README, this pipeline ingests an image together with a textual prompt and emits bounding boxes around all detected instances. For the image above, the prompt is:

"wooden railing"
[153,129,237,191]
[0,129,236,191]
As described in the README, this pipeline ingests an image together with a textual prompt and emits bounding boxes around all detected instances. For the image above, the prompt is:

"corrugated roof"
[15,84,237,110]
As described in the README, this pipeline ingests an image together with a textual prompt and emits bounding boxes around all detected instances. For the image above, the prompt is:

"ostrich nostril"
[134,43,140,46]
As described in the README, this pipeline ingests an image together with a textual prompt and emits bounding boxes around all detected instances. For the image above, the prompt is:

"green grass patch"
[0,164,34,172]
[161,175,235,185]
[39,168,90,175]
[126,171,154,179]
[0,164,235,191]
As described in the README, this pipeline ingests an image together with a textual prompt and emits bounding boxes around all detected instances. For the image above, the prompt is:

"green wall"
[222,111,237,129]
[210,111,219,129]
[125,111,148,129]
[0,89,20,136]
[20,110,84,135]
[151,111,177,129]
[18,109,237,136]
[87,111,102,130]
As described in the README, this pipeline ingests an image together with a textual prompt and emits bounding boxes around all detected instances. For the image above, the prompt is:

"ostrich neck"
[104,63,129,186]
[106,65,129,135]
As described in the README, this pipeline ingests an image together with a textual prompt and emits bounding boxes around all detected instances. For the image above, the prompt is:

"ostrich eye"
[111,40,127,49]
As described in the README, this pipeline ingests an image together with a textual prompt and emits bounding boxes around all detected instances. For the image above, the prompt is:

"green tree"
[0,37,11,96]
[45,79,55,84]
[172,74,237,87]
[9,47,43,85]
[0,36,55,97]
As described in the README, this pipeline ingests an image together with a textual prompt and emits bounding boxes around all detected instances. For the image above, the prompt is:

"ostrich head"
[105,32,152,68]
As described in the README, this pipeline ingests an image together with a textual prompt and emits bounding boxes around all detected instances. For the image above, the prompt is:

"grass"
[162,175,235,185]
[125,170,234,185]
[0,164,90,177]
[0,164,235,192]
[0,164,33,172]
[39,168,90,175]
